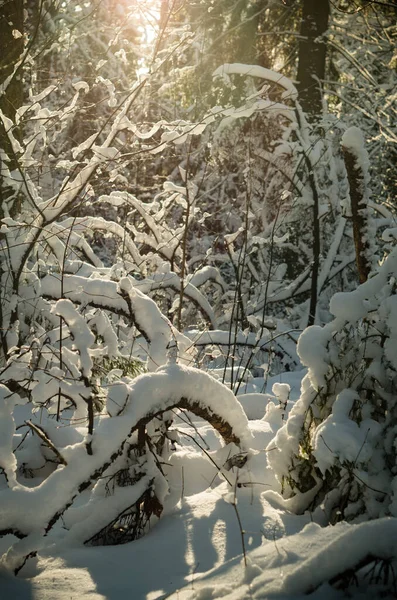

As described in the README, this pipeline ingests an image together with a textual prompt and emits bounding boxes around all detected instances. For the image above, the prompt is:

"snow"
[92,145,120,161]
[0,385,19,487]
[51,299,95,378]
[40,272,195,370]
[71,133,97,159]
[185,329,271,353]
[6,471,397,599]
[236,392,274,420]
[0,364,253,567]
[313,389,381,474]
[2,485,306,599]
[64,475,153,546]
[341,126,368,165]
[134,272,218,329]
[29,85,58,104]
[123,363,253,449]
[213,63,298,101]
[296,325,332,387]
[1,365,397,598]
[206,517,397,599]
[187,266,226,292]
[72,81,90,93]
[1,29,395,600]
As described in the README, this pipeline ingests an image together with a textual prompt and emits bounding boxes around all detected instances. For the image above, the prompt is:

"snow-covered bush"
[0,33,258,574]
[0,351,252,568]
[268,230,397,523]
[0,114,252,567]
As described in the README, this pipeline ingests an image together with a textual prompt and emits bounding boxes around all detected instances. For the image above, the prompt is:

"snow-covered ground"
[1,370,395,599]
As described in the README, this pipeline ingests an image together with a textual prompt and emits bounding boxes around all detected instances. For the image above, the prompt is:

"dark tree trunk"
[296,0,330,117]
[342,145,371,284]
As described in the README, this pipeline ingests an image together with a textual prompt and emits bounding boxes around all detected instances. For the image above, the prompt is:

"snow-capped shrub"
[0,357,252,571]
[268,245,397,523]
[0,63,258,573]
[0,186,252,570]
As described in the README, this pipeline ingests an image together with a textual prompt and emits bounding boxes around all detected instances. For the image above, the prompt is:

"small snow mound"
[341,126,365,152]
[236,393,273,420]
[329,291,368,321]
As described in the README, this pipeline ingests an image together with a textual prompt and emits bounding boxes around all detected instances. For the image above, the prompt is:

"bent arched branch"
[0,366,250,543]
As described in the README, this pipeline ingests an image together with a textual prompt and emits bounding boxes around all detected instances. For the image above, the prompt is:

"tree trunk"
[296,0,329,117]
[342,145,371,284]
